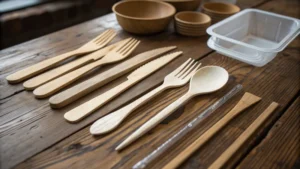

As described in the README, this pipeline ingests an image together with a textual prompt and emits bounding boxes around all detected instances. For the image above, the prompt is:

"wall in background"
[0,0,119,49]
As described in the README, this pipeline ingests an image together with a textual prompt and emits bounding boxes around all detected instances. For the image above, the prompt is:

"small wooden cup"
[175,11,211,37]
[202,2,240,23]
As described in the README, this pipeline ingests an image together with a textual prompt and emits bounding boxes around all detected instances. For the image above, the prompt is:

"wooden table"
[0,0,299,168]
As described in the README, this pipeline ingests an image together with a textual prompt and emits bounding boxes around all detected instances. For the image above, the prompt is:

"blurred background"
[0,0,119,49]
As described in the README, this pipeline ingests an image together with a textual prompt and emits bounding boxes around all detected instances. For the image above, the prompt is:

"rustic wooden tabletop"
[0,0,299,169]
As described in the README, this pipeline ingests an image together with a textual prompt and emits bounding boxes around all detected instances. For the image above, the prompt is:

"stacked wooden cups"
[175,11,211,37]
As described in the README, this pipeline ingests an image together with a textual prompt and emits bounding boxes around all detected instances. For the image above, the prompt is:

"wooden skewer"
[208,102,279,169]
[162,92,261,169]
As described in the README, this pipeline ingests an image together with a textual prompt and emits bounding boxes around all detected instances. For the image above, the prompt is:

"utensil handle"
[163,92,261,169]
[33,60,103,98]
[64,79,134,123]
[23,56,92,90]
[90,84,167,135]
[116,92,192,151]
[208,102,278,169]
[6,50,78,83]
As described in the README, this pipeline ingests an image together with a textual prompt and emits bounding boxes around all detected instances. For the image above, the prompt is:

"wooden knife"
[49,46,177,108]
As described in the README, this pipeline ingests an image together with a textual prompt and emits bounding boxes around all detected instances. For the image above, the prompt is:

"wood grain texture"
[0,0,299,169]
[237,98,300,169]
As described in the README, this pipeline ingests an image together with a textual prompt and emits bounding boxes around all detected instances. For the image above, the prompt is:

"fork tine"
[92,29,113,42]
[117,38,135,52]
[176,59,195,77]
[122,40,140,56]
[182,62,201,80]
[169,58,192,76]
[95,30,115,44]
[121,40,140,55]
[95,30,116,45]
[179,61,198,78]
[113,38,132,51]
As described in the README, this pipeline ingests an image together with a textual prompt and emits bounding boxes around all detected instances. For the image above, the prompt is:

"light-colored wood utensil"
[90,58,201,135]
[208,102,278,169]
[116,66,229,151]
[6,29,116,83]
[33,38,140,98]
[49,46,177,108]
[23,39,128,90]
[63,51,182,122]
[163,92,262,169]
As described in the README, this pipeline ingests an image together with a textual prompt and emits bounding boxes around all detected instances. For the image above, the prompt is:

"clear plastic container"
[207,9,300,66]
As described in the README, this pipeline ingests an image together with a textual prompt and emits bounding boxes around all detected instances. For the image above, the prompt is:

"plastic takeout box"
[207,9,300,67]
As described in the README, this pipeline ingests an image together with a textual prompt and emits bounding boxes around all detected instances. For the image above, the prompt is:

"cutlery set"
[33,38,140,98]
[7,29,279,168]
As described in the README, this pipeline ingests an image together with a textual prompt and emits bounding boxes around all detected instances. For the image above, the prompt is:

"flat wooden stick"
[163,92,261,169]
[208,102,279,169]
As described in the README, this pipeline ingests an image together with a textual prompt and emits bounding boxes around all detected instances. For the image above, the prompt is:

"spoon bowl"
[189,66,229,95]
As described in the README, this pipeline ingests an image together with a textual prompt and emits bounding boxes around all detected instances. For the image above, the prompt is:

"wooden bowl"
[161,0,201,12]
[113,0,176,34]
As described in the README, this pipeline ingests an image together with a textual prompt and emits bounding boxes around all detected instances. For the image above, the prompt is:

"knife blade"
[64,51,182,122]
[23,39,128,90]
[49,46,177,108]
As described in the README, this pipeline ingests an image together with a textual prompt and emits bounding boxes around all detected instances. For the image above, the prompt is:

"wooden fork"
[90,58,201,135]
[6,29,116,83]
[33,38,140,98]
[23,39,128,90]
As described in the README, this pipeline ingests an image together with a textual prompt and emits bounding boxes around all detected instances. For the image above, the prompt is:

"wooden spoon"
[116,66,229,151]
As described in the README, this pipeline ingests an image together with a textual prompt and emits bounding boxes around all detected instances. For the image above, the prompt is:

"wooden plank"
[16,39,300,169]
[237,97,300,169]
[0,0,297,169]
[14,0,300,168]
